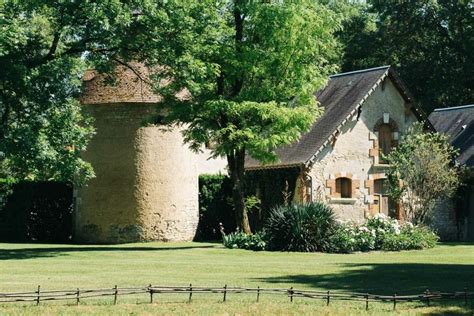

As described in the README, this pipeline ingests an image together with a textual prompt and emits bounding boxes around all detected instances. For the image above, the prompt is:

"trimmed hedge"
[195,174,234,241]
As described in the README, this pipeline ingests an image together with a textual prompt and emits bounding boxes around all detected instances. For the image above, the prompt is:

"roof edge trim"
[330,66,391,78]
[304,69,391,169]
[433,104,474,112]
[245,163,303,171]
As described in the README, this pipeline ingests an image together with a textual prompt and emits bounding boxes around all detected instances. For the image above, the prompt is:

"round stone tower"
[75,64,199,243]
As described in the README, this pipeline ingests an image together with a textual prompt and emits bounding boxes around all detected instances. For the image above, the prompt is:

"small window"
[378,124,393,163]
[336,177,352,198]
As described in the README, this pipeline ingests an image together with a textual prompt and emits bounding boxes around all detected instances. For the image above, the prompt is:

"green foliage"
[264,203,337,252]
[0,0,155,187]
[150,0,341,162]
[339,0,473,112]
[329,214,439,253]
[222,231,267,251]
[196,174,234,241]
[385,122,460,224]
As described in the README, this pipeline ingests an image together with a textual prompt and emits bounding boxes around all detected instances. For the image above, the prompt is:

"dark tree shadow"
[0,244,218,260]
[256,263,474,295]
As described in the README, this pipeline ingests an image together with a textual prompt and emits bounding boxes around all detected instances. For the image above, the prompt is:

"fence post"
[289,287,293,302]
[188,284,192,303]
[223,284,227,302]
[257,286,260,302]
[149,284,153,304]
[76,288,80,305]
[326,291,330,306]
[114,285,118,305]
[393,293,397,310]
[365,293,369,310]
[36,285,40,306]
[464,288,468,305]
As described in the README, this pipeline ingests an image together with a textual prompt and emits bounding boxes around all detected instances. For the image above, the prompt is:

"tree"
[339,0,473,113]
[0,0,160,198]
[138,0,341,233]
[1,0,341,233]
[385,123,460,224]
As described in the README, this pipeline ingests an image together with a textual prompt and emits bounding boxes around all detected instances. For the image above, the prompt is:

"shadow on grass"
[0,244,218,260]
[256,263,474,295]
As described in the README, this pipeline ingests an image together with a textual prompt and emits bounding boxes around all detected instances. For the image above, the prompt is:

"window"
[378,123,393,163]
[336,177,352,198]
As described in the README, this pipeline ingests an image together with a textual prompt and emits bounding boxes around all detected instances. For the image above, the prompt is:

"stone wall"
[75,103,225,243]
[75,62,226,244]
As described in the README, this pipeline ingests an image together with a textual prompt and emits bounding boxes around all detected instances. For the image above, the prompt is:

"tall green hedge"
[195,174,235,241]
[196,168,301,239]
[0,181,73,243]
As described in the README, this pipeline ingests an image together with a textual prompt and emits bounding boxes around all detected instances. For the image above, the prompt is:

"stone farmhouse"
[247,66,439,223]
[76,65,459,243]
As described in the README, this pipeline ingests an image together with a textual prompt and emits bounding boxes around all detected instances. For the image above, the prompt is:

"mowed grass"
[0,242,473,315]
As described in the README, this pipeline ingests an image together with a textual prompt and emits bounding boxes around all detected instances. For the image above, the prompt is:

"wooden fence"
[0,285,472,310]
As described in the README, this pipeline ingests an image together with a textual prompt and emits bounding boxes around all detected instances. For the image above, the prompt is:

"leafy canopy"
[142,0,341,163]
[339,0,473,112]
[0,0,161,186]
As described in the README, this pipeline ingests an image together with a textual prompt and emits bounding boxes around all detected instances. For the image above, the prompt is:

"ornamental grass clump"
[264,202,337,252]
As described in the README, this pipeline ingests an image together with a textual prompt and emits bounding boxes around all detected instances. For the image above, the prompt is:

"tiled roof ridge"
[433,104,474,112]
[330,65,391,78]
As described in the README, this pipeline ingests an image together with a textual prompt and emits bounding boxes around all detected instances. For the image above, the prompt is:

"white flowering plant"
[329,214,438,253]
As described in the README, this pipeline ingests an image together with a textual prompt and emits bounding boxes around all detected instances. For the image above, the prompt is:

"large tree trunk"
[227,149,251,234]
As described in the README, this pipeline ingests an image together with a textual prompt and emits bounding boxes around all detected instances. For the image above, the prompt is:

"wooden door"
[374,179,389,216]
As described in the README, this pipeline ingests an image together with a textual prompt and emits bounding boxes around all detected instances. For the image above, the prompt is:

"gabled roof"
[429,104,474,167]
[246,66,424,170]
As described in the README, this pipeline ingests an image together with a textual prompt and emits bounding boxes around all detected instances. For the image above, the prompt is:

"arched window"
[378,123,393,163]
[336,177,352,198]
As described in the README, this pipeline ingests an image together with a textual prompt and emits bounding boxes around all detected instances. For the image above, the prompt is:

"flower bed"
[222,211,438,253]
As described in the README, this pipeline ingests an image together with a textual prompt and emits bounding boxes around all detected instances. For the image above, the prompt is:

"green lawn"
[0,242,473,315]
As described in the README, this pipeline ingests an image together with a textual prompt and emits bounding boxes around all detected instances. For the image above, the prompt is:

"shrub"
[264,203,337,252]
[329,214,439,253]
[222,231,267,251]
[381,225,438,251]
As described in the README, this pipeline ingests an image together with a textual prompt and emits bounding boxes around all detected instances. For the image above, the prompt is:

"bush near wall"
[0,181,73,243]
[222,204,439,253]
[329,214,439,253]
[195,174,235,241]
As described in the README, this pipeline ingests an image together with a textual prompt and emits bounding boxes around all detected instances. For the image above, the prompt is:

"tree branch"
[45,32,61,60]
[110,57,152,86]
